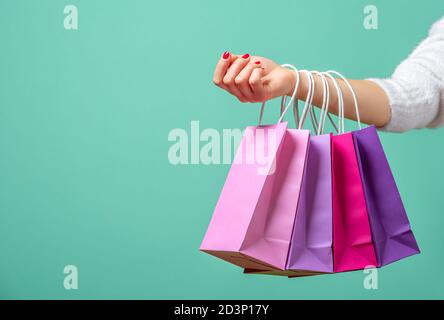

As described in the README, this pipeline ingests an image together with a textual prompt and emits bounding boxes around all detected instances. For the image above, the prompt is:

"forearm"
[297,17,444,132]
[292,72,391,128]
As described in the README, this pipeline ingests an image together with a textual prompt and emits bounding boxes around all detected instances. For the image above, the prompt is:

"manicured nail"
[222,51,230,59]
[254,61,261,65]
[242,53,250,59]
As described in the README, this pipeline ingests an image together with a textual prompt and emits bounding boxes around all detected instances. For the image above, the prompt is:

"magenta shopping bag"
[332,132,378,272]
[353,126,420,266]
[200,122,310,271]
[286,133,333,273]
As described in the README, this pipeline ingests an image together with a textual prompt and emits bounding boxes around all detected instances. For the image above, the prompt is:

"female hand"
[212,52,297,103]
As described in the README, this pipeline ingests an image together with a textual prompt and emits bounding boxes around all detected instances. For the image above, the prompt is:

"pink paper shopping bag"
[331,132,377,272]
[318,70,377,273]
[200,122,310,270]
[240,69,333,277]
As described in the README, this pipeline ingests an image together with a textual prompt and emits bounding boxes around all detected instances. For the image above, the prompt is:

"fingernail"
[254,61,261,65]
[222,51,230,59]
[242,53,250,59]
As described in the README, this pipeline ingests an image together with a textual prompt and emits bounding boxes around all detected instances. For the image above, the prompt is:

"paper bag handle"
[258,64,301,126]
[324,70,362,133]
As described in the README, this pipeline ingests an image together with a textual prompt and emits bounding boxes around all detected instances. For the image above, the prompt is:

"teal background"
[0,0,443,299]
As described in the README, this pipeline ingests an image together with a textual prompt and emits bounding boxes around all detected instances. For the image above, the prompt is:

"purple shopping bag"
[353,126,420,266]
[286,133,333,273]
[200,122,310,271]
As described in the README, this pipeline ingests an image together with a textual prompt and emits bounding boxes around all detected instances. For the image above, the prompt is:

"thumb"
[249,67,266,99]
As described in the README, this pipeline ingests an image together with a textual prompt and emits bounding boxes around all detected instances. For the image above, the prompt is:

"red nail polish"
[254,61,261,65]
[242,53,250,59]
[222,51,230,59]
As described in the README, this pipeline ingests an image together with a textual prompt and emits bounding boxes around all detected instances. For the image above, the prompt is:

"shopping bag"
[331,132,378,272]
[326,71,378,272]
[287,133,333,273]
[253,132,334,277]
[201,65,310,271]
[353,125,420,266]
[200,127,310,271]
[243,70,335,276]
[286,71,334,273]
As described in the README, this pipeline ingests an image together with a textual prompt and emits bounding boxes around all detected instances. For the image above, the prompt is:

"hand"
[212,51,297,103]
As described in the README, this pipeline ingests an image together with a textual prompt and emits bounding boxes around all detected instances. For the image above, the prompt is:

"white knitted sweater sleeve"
[368,17,444,132]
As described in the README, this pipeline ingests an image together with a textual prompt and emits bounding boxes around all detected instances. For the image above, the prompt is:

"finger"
[249,67,266,102]
[223,53,251,102]
[213,51,238,89]
[235,60,262,101]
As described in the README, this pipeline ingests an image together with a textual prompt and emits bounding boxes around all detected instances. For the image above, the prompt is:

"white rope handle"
[326,70,362,130]
[277,64,301,123]
[311,71,339,135]
[317,72,331,135]
[257,67,361,133]
[293,97,300,127]
[322,72,345,134]
[309,96,319,133]
[258,64,300,125]
[297,70,315,129]
[310,71,327,135]
[280,95,301,127]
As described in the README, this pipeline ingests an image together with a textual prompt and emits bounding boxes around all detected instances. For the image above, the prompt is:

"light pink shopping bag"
[200,122,310,271]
